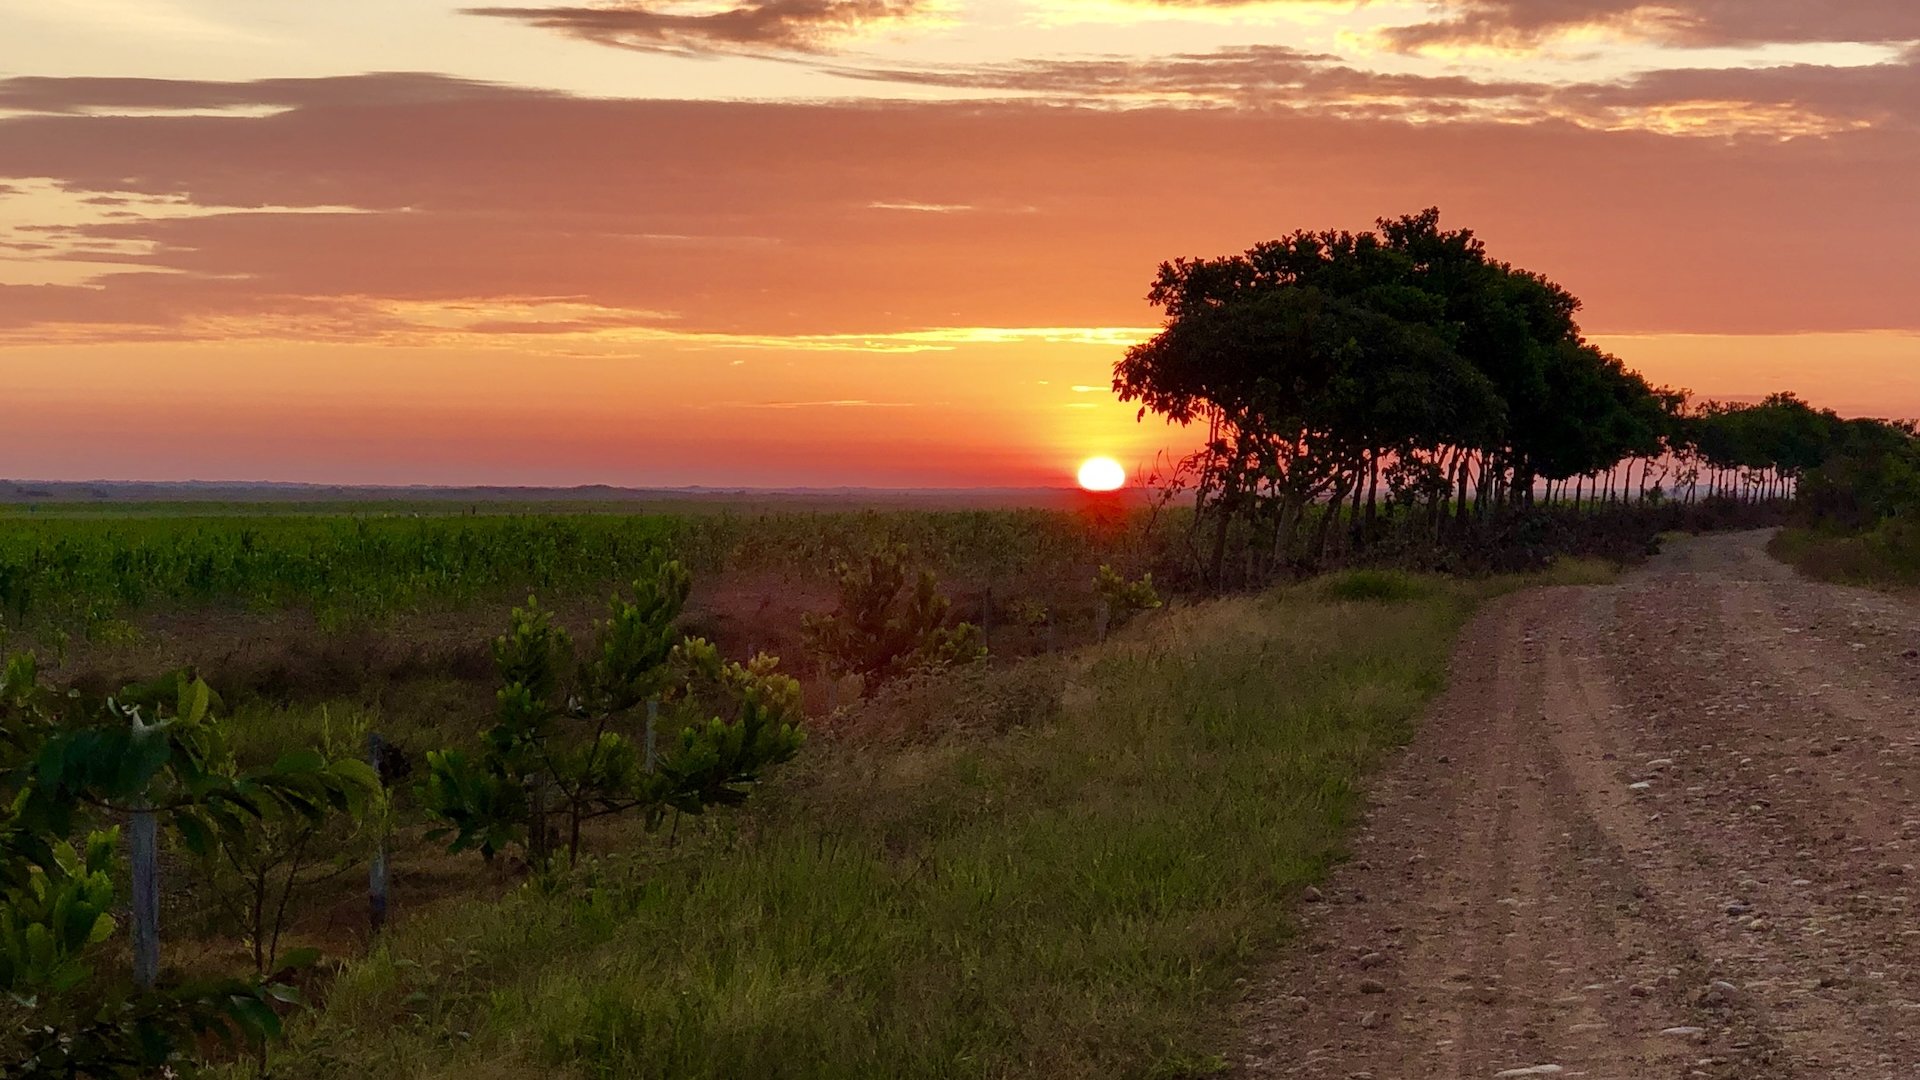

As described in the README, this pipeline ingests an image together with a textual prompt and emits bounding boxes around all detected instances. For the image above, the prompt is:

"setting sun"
[1077,456,1126,492]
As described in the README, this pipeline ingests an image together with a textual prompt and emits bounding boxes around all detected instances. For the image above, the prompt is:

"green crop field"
[0,506,1147,640]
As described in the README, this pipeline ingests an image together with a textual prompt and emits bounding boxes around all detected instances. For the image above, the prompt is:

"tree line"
[1116,209,1914,583]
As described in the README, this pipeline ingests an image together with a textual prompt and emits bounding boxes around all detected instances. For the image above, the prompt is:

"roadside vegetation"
[0,509,1614,1077]
[245,559,1612,1080]
[0,527,1023,1076]
[0,558,816,1075]
[1770,413,1920,585]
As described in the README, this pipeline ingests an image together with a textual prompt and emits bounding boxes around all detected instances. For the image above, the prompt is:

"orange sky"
[4,2,1918,487]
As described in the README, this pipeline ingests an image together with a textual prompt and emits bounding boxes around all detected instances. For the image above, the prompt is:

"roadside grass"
[253,559,1613,1080]
[1315,568,1440,603]
[1770,525,1920,587]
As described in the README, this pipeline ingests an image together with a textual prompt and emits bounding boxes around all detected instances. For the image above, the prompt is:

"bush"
[0,655,377,1075]
[801,546,986,687]
[1094,565,1162,628]
[420,562,805,868]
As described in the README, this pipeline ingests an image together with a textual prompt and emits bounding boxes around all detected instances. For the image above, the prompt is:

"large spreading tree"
[1116,209,1700,581]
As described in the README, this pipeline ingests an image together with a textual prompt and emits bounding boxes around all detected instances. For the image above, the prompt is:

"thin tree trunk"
[1365,451,1381,539]
[1270,497,1301,571]
[1454,452,1472,533]
[250,873,268,976]
[529,778,549,869]
[1207,495,1232,590]
[1348,462,1367,552]
[1313,482,1353,564]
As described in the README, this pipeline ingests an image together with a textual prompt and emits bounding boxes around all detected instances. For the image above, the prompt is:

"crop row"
[0,509,1138,629]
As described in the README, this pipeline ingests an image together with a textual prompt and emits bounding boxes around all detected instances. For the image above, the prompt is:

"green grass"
[1315,568,1437,603]
[251,562,1610,1080]
[1771,523,1920,587]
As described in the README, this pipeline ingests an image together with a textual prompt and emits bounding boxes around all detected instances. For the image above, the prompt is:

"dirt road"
[1239,530,1920,1079]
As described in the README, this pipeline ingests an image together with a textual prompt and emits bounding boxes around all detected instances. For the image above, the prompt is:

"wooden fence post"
[130,803,159,990]
[367,731,389,936]
[128,706,159,991]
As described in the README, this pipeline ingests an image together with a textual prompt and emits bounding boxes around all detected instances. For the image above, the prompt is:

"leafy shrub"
[421,562,805,867]
[190,704,389,976]
[802,546,986,687]
[1094,565,1162,628]
[1796,425,1920,533]
[0,654,376,1076]
[1006,597,1050,629]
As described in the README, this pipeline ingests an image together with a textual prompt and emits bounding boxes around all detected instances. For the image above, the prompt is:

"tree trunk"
[1347,462,1367,552]
[528,778,549,869]
[1454,452,1473,533]
[1207,493,1233,590]
[1270,497,1301,572]
[1365,451,1381,539]
[1313,482,1353,566]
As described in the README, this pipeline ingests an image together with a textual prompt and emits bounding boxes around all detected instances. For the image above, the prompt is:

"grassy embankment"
[253,560,1612,1080]
[1770,523,1920,587]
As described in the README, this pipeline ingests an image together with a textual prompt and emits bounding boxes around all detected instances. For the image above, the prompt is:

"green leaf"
[180,677,211,726]
[276,947,321,971]
[174,813,213,856]
[264,981,308,1006]
[270,748,327,775]
[225,992,284,1041]
[328,758,379,790]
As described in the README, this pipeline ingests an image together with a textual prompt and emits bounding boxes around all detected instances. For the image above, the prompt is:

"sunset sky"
[4,0,1917,488]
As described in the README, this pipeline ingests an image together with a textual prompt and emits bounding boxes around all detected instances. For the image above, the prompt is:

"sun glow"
[1077,456,1126,492]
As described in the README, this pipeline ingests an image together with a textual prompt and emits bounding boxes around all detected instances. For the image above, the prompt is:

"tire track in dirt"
[1236,530,1920,1078]
[1611,534,1920,1073]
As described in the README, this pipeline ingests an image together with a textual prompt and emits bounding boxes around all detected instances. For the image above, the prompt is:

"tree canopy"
[1116,209,1902,582]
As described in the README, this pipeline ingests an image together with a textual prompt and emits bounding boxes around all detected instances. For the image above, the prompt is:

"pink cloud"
[462,0,927,56]
[1380,0,1920,49]
[0,73,1917,345]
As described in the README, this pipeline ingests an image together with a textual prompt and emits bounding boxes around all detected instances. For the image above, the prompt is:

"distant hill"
[0,479,1141,511]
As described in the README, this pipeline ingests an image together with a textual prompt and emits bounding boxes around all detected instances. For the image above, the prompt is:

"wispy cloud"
[746,398,921,407]
[824,43,1920,136]
[0,73,548,117]
[0,0,272,45]
[868,200,973,212]
[462,0,933,56]
[1373,0,1920,51]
